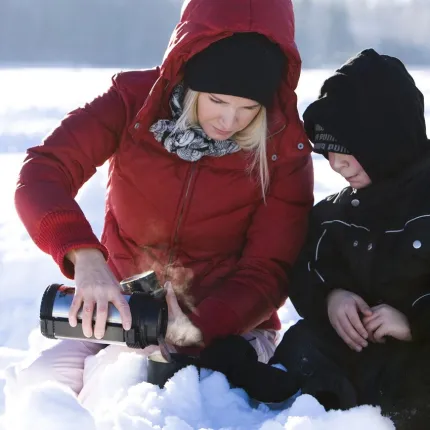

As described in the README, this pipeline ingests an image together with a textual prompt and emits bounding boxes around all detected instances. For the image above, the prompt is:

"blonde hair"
[174,89,269,198]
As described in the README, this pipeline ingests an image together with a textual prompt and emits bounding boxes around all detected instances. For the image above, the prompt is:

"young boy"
[198,49,430,429]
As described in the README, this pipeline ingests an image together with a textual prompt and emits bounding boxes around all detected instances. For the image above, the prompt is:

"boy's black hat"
[303,48,429,182]
[184,32,286,107]
[312,124,351,157]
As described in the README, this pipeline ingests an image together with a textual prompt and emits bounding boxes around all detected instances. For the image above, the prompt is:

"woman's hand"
[362,304,412,343]
[164,281,203,347]
[66,248,132,339]
[327,288,373,352]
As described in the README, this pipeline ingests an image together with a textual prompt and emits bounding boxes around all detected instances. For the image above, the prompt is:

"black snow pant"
[271,319,430,430]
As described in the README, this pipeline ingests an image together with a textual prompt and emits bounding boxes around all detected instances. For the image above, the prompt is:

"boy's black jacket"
[289,153,430,342]
[293,49,430,342]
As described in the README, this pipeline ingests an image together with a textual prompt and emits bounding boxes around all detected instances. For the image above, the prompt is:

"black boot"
[269,323,358,410]
[147,353,199,388]
[199,335,301,403]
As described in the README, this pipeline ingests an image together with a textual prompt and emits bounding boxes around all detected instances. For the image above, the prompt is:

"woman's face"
[197,92,261,140]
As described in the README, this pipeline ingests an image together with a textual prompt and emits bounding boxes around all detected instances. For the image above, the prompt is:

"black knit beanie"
[312,124,350,157]
[303,48,429,182]
[184,32,286,107]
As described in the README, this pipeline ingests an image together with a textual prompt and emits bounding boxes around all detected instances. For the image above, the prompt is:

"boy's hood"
[303,49,429,183]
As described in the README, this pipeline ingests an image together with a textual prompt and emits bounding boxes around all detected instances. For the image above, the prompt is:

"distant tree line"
[1,0,430,68]
[296,0,430,67]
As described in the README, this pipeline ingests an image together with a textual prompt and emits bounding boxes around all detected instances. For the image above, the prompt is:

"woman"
[10,0,313,399]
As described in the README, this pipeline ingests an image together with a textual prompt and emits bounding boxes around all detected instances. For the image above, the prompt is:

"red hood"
[163,0,301,90]
[135,0,302,133]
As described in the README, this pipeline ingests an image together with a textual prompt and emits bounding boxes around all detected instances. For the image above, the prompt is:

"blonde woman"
[9,0,313,400]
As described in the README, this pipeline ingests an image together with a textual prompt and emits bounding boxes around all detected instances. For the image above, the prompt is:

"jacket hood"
[303,48,430,183]
[164,0,301,90]
[135,0,302,134]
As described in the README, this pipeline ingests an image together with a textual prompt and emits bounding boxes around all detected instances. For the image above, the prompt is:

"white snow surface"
[2,66,428,429]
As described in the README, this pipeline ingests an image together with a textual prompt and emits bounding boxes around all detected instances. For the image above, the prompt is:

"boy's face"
[328,152,372,189]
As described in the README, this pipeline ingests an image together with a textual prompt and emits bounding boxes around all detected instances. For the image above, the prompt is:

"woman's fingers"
[165,281,183,318]
[93,300,109,339]
[68,293,83,327]
[82,299,96,338]
[70,293,131,339]
[70,251,134,337]
[69,288,131,338]
[111,294,132,331]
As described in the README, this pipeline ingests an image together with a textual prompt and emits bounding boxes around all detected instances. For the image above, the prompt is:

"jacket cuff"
[36,211,109,279]
[408,294,430,342]
[188,298,242,347]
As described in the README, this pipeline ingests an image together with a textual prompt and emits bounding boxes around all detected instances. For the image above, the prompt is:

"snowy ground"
[1,67,429,429]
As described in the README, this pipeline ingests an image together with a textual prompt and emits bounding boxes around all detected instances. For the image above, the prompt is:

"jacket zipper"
[167,163,197,268]
[267,124,286,140]
[163,123,284,274]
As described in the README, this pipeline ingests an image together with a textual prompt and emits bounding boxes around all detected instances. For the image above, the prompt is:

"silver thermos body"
[39,271,168,348]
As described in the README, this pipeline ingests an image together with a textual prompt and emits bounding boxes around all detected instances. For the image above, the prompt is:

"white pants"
[5,329,277,407]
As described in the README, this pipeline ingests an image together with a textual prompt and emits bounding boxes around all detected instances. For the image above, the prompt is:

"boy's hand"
[362,304,412,343]
[327,289,373,352]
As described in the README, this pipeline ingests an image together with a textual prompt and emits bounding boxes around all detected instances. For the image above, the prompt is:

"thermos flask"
[39,271,168,349]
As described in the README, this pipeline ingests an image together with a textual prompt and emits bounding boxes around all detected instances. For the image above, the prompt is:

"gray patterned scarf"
[150,83,240,162]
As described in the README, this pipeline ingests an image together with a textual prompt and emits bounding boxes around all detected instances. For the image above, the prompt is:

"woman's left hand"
[362,304,412,343]
[164,281,203,347]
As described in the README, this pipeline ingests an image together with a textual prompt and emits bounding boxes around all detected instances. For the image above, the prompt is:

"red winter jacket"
[15,0,314,345]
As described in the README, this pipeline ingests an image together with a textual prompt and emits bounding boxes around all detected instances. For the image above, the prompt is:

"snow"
[2,66,428,429]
